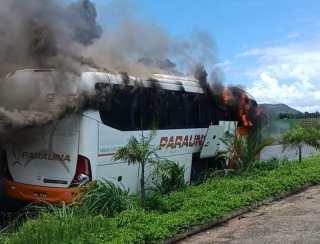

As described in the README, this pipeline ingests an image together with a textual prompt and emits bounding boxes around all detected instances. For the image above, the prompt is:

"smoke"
[0,0,102,76]
[0,71,94,141]
[192,63,261,128]
[0,0,102,137]
[82,4,217,77]
[0,0,217,76]
[0,0,259,138]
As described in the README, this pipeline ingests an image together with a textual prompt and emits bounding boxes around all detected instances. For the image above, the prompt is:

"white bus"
[0,69,253,203]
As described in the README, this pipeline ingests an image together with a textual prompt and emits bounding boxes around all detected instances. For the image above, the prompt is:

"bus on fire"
[0,69,257,203]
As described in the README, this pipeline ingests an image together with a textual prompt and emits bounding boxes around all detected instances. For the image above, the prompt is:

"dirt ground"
[179,186,320,244]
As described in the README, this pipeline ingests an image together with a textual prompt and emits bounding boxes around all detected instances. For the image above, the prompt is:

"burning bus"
[0,69,258,203]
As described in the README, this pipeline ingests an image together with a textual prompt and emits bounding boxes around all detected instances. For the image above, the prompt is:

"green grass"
[76,180,132,217]
[2,156,320,244]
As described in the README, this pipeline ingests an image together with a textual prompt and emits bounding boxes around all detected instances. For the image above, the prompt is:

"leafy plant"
[221,130,273,171]
[152,160,186,194]
[281,126,320,162]
[113,131,159,207]
[76,179,131,217]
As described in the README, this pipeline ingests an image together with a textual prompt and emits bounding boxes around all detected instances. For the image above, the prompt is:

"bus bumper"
[3,179,79,203]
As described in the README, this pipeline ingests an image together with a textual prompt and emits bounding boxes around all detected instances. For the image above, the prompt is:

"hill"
[260,103,303,119]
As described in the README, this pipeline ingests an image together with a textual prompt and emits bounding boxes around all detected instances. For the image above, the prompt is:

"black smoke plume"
[0,0,101,137]
[0,0,259,138]
[0,0,102,76]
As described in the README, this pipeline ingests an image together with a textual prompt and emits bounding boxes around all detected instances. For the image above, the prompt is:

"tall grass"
[76,179,132,217]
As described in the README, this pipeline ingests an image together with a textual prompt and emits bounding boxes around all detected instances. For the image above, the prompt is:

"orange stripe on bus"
[3,179,79,203]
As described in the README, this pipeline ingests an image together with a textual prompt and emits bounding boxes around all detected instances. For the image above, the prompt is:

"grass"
[76,180,132,217]
[2,156,320,244]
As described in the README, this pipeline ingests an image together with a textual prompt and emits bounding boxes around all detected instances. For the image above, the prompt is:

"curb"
[164,183,315,244]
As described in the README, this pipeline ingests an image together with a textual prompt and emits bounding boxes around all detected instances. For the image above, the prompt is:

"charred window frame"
[98,84,135,131]
[97,83,220,131]
[132,88,188,130]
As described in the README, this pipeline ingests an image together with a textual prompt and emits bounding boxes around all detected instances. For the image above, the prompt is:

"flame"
[239,92,252,128]
[220,86,255,129]
[222,87,232,105]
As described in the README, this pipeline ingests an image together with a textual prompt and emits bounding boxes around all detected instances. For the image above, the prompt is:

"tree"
[281,127,320,162]
[113,132,158,207]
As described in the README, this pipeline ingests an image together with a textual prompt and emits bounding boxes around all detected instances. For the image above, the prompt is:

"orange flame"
[239,92,252,128]
[221,87,254,129]
[222,87,232,105]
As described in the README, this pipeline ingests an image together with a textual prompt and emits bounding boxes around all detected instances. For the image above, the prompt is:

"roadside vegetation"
[2,155,320,243]
[281,126,320,162]
[222,129,273,170]
[1,128,320,243]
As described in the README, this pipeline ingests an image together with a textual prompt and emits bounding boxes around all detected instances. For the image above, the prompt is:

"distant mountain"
[260,103,303,119]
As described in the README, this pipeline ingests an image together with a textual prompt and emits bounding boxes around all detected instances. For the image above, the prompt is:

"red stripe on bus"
[98,153,115,157]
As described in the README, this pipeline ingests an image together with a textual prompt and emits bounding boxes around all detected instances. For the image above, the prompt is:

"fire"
[222,87,232,105]
[239,92,252,128]
[221,87,253,128]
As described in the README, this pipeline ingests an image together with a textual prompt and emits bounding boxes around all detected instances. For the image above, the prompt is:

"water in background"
[262,119,299,140]
[260,144,318,161]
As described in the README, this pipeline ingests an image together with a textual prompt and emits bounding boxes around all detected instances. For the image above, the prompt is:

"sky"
[92,0,320,112]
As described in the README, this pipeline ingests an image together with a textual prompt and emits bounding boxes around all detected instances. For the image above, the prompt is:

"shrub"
[77,179,132,217]
[152,160,186,194]
[221,132,273,171]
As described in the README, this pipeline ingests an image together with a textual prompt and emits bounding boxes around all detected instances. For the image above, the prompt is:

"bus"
[0,69,254,203]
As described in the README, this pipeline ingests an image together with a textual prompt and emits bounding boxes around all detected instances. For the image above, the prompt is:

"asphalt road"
[179,186,320,244]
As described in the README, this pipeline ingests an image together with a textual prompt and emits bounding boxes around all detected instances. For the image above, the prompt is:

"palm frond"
[222,129,272,170]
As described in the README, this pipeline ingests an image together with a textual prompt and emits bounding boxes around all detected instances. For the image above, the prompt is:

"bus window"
[198,96,210,127]
[174,91,187,128]
[99,84,216,131]
[99,85,135,130]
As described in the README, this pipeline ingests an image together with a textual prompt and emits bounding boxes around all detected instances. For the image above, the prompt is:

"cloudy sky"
[93,0,320,112]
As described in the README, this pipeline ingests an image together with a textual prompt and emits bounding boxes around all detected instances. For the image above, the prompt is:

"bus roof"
[6,69,205,94]
[82,71,204,94]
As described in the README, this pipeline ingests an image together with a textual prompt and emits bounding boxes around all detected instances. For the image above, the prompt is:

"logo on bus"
[21,152,71,162]
[11,150,71,172]
[159,134,205,149]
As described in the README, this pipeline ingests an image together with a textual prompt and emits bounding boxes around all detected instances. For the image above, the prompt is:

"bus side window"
[131,87,157,130]
[99,85,217,131]
[191,94,201,128]
[174,91,187,128]
[99,85,135,131]
[198,96,210,127]
[183,93,192,128]
[131,88,143,130]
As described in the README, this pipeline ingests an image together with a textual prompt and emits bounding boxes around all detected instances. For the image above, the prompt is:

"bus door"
[200,121,237,159]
